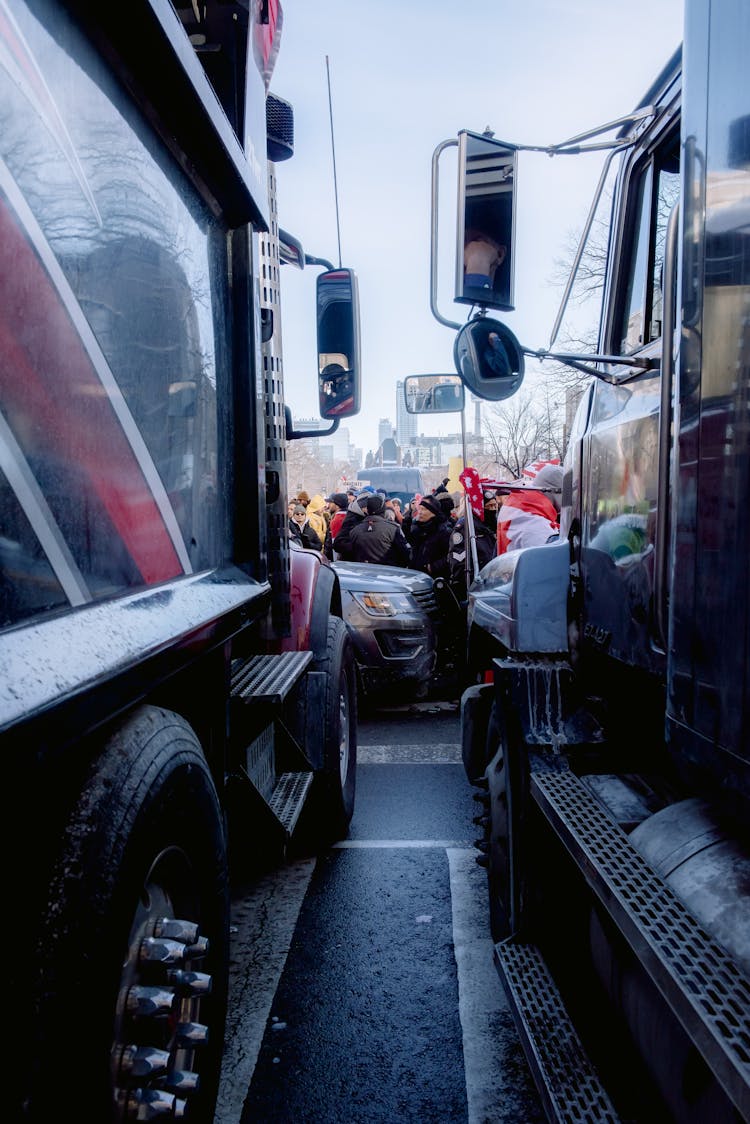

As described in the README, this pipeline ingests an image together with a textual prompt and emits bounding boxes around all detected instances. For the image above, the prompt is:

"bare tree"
[285,438,360,499]
[519,186,618,453]
[478,390,566,480]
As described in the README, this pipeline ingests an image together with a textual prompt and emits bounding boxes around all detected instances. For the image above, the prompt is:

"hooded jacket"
[331,496,367,560]
[496,490,559,554]
[305,494,328,544]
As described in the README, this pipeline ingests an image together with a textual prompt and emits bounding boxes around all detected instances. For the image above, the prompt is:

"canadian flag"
[522,457,560,481]
[459,466,485,522]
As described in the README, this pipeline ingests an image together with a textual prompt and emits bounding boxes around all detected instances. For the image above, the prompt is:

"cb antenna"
[325,55,342,268]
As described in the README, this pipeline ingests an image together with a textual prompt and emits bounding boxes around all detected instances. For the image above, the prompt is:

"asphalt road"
[214,701,544,1124]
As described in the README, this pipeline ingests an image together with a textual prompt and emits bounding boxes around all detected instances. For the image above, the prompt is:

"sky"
[270,0,684,458]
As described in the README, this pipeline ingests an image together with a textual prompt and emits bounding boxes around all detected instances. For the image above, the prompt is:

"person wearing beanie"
[531,462,563,513]
[347,494,411,567]
[436,492,456,520]
[323,492,349,560]
[289,503,323,551]
[407,494,452,578]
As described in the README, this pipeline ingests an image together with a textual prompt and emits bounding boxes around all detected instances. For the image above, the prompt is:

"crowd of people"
[287,462,563,591]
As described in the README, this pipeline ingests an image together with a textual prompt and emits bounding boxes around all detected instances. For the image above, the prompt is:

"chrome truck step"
[231,651,313,705]
[530,767,750,1122]
[495,939,621,1123]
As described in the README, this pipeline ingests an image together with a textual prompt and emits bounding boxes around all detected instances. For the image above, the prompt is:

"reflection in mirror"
[404,374,465,414]
[453,316,524,402]
[456,131,517,311]
[316,268,361,419]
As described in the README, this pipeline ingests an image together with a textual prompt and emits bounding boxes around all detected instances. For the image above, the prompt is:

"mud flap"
[460,682,495,781]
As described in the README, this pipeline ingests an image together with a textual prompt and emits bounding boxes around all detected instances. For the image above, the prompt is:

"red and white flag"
[459,466,484,522]
[522,457,560,481]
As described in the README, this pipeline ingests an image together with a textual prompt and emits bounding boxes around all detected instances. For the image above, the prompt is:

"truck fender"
[287,548,342,653]
[308,561,342,660]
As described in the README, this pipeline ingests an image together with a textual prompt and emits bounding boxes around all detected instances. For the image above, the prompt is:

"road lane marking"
[448,848,518,1124]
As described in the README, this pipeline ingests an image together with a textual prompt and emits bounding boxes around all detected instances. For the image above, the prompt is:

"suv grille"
[412,586,438,615]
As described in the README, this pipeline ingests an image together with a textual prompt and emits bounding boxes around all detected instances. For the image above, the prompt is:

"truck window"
[0,3,226,625]
[617,132,681,355]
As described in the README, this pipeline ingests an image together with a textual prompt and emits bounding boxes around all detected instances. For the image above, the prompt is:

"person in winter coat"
[332,490,371,560]
[323,492,348,560]
[407,494,452,578]
[496,463,562,554]
[289,503,322,550]
[305,493,328,545]
[347,494,411,567]
[400,493,423,540]
[448,490,498,600]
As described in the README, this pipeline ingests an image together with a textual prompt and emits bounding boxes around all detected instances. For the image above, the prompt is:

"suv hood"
[332,561,432,594]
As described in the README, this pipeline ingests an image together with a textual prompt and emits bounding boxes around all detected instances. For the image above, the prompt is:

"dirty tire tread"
[31,705,229,1124]
[310,616,357,843]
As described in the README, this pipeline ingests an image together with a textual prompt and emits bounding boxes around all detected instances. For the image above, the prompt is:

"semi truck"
[1,2,362,1120]
[432,1,750,1120]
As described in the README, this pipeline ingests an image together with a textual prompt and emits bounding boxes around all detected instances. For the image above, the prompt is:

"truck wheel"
[484,698,527,942]
[33,706,229,1124]
[310,615,358,842]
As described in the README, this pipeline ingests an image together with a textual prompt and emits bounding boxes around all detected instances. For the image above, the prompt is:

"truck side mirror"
[456,131,517,312]
[403,374,465,414]
[453,317,524,401]
[316,268,362,419]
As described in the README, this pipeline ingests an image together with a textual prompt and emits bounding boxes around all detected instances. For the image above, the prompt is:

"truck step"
[495,939,621,1123]
[269,770,313,835]
[231,651,313,705]
[531,768,750,1120]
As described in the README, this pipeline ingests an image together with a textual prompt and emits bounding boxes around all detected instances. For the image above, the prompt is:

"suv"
[333,561,438,701]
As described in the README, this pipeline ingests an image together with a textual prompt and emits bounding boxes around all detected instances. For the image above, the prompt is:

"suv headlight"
[351,591,416,616]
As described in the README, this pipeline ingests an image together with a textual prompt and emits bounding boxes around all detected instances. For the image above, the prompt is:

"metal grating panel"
[532,769,750,1117]
[496,939,621,1123]
[244,724,275,802]
[231,651,313,704]
[269,770,312,833]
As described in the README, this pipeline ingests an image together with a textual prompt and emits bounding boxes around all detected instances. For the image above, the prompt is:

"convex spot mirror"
[453,317,524,401]
[456,131,517,312]
[404,374,465,415]
[316,268,362,419]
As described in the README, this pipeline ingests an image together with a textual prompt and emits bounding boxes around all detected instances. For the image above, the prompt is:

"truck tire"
[309,615,357,842]
[32,706,229,1124]
[484,697,528,943]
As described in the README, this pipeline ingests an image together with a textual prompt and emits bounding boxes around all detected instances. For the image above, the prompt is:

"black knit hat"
[419,495,443,518]
[365,494,385,516]
[325,492,348,509]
